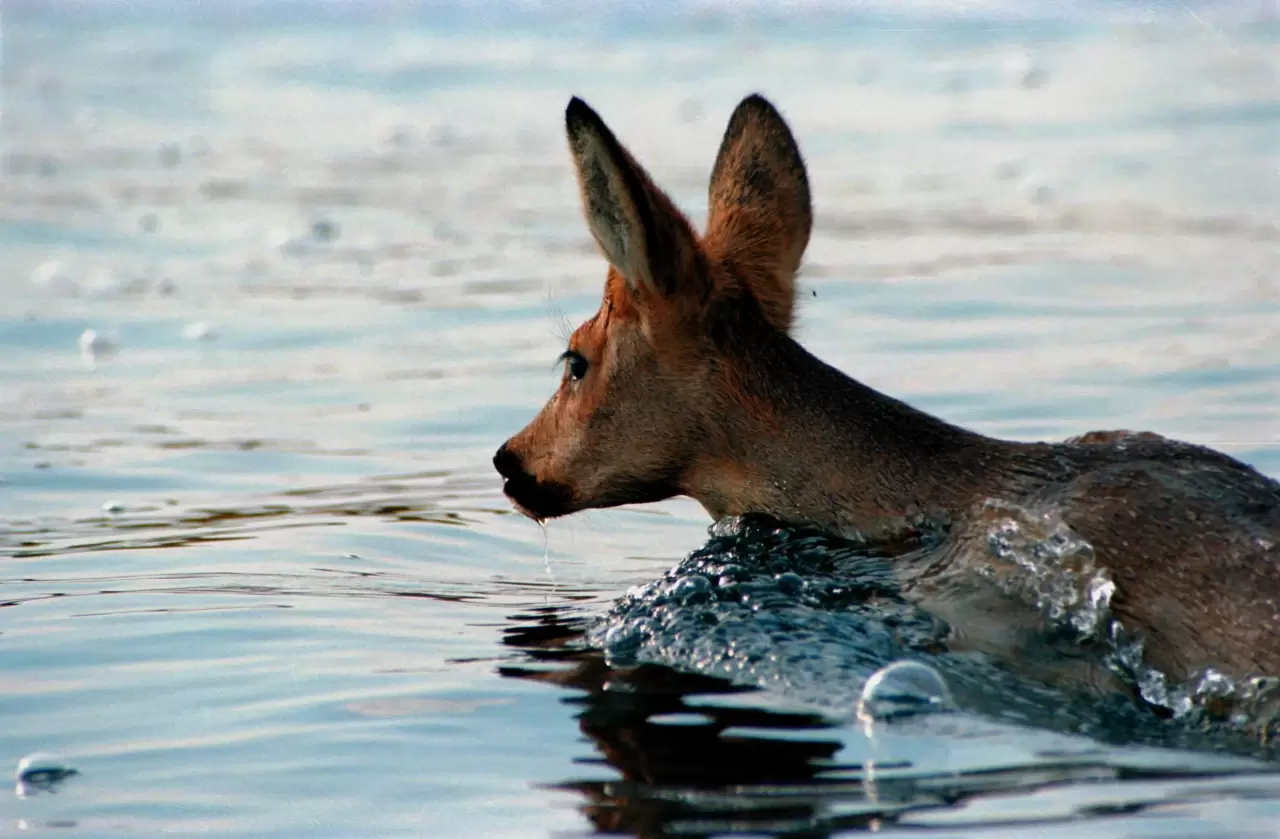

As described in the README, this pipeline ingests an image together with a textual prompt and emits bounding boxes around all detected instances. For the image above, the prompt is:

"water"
[3,1,1279,836]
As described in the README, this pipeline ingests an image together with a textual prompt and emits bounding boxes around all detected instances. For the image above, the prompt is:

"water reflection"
[500,606,849,835]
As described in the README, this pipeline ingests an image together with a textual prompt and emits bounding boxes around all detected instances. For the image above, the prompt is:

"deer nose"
[493,443,527,480]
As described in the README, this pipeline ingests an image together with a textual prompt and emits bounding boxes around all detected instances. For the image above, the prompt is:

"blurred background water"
[2,1,1278,836]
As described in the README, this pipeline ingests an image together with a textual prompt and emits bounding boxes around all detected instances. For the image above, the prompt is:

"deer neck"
[681,327,1014,541]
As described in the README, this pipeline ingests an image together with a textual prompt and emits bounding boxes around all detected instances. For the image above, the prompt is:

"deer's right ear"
[565,97,703,301]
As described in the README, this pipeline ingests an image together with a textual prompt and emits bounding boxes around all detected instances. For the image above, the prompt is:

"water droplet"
[992,158,1025,182]
[78,329,116,360]
[670,575,711,604]
[183,321,216,341]
[381,123,415,150]
[775,571,805,596]
[603,618,654,666]
[1020,175,1054,206]
[84,268,122,298]
[540,522,554,582]
[310,218,339,243]
[31,260,79,296]
[856,660,955,723]
[716,563,744,584]
[1004,49,1046,89]
[15,753,78,798]
[157,141,182,167]
[709,516,745,539]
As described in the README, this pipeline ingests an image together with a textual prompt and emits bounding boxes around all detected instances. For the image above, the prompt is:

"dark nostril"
[493,443,525,480]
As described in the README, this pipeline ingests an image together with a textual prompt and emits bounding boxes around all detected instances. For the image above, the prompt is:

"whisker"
[547,290,573,345]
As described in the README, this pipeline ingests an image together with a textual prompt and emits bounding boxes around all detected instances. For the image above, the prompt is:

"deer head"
[494,94,812,521]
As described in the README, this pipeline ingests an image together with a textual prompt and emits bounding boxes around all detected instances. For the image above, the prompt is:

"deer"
[493,93,1280,702]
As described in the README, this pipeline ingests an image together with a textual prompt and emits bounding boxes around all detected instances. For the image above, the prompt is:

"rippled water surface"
[3,2,1279,836]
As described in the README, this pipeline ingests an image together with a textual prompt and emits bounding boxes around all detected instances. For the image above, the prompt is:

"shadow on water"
[498,605,1279,837]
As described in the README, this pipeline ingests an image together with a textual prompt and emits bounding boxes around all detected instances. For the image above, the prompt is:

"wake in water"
[587,512,1279,756]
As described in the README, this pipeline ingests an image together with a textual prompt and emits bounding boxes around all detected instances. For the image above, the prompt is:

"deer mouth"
[501,472,576,522]
[494,442,575,521]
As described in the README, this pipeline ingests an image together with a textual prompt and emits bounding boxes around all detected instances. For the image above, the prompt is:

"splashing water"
[588,516,1159,741]
[588,514,1278,748]
[1107,621,1280,734]
[979,498,1116,642]
[590,517,941,710]
[976,500,1277,736]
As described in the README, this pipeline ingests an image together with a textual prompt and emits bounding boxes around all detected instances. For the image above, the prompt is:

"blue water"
[3,2,1279,836]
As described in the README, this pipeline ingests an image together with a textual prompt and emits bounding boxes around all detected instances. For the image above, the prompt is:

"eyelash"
[558,350,589,382]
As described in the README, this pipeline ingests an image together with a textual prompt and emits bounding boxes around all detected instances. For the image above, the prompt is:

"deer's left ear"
[704,94,812,333]
[565,97,706,302]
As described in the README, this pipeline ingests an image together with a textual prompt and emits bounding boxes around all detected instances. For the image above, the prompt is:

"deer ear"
[565,97,704,301]
[704,94,812,333]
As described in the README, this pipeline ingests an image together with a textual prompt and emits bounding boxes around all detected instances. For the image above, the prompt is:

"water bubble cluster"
[982,499,1115,642]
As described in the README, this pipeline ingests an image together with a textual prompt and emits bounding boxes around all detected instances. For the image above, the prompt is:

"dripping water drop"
[538,519,555,583]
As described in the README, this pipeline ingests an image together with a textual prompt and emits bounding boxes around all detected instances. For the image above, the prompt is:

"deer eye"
[559,350,589,382]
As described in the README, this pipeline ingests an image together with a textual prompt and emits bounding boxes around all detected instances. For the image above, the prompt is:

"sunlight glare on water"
[1,1,1278,836]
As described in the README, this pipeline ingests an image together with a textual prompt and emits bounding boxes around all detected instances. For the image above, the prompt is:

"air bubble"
[775,571,805,596]
[716,563,744,585]
[670,575,711,604]
[602,618,654,667]
[856,660,956,723]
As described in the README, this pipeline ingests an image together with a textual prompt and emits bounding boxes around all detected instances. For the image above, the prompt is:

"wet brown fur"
[496,94,1280,688]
